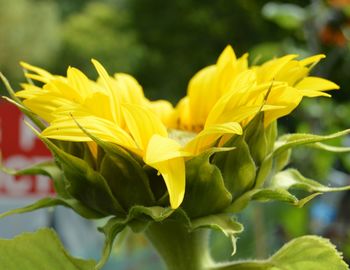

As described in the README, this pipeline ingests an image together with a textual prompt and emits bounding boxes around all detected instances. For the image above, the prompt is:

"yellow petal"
[175,97,193,131]
[91,59,122,125]
[264,86,303,126]
[188,65,218,126]
[217,45,237,65]
[45,79,83,104]
[205,82,273,126]
[145,135,188,209]
[299,54,325,67]
[257,54,298,83]
[147,99,176,128]
[185,122,242,155]
[20,62,54,83]
[41,116,139,154]
[296,76,339,97]
[114,73,145,105]
[16,84,42,99]
[67,67,92,100]
[23,95,77,122]
[122,104,167,151]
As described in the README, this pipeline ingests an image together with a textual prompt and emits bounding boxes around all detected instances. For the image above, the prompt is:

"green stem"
[145,220,213,270]
[253,204,267,259]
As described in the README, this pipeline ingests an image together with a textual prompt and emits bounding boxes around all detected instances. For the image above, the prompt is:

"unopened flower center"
[168,128,197,147]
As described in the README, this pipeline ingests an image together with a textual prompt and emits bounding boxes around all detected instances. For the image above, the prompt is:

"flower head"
[14,45,339,213]
[18,60,187,209]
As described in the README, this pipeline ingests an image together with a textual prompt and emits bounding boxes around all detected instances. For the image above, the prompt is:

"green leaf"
[270,236,349,270]
[181,151,232,218]
[214,137,256,199]
[191,214,243,255]
[272,168,350,193]
[0,228,96,270]
[209,235,349,270]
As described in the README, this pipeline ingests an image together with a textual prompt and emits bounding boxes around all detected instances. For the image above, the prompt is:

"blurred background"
[1,0,350,269]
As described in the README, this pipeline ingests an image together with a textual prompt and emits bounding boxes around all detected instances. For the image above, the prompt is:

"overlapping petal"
[184,122,242,155]
[14,46,339,211]
[41,116,139,153]
[145,135,190,209]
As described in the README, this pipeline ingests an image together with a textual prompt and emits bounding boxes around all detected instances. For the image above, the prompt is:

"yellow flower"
[15,46,339,209]
[172,46,339,154]
[17,60,188,209]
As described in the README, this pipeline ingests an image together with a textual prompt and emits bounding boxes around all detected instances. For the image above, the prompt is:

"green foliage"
[209,236,349,270]
[0,0,60,85]
[262,2,306,30]
[126,0,285,101]
[0,229,96,270]
[58,1,145,78]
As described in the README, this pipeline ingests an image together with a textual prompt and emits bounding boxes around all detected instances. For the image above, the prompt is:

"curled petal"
[185,122,242,155]
[41,116,139,154]
[145,135,189,209]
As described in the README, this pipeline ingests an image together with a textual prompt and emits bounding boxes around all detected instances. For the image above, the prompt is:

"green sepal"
[0,160,106,219]
[190,214,243,255]
[273,129,350,156]
[0,197,105,220]
[0,73,46,131]
[244,114,277,165]
[0,228,96,270]
[181,149,232,218]
[309,142,350,153]
[226,188,317,213]
[98,205,243,269]
[226,167,350,213]
[99,154,155,210]
[73,118,156,208]
[208,235,349,270]
[0,160,69,198]
[213,137,256,199]
[97,205,175,269]
[273,148,291,172]
[272,168,350,193]
[32,129,125,216]
[255,128,350,188]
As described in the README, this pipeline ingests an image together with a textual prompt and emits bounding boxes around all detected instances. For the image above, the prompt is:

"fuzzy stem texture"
[145,220,213,270]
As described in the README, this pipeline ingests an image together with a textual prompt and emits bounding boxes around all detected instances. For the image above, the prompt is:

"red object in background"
[0,100,54,198]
